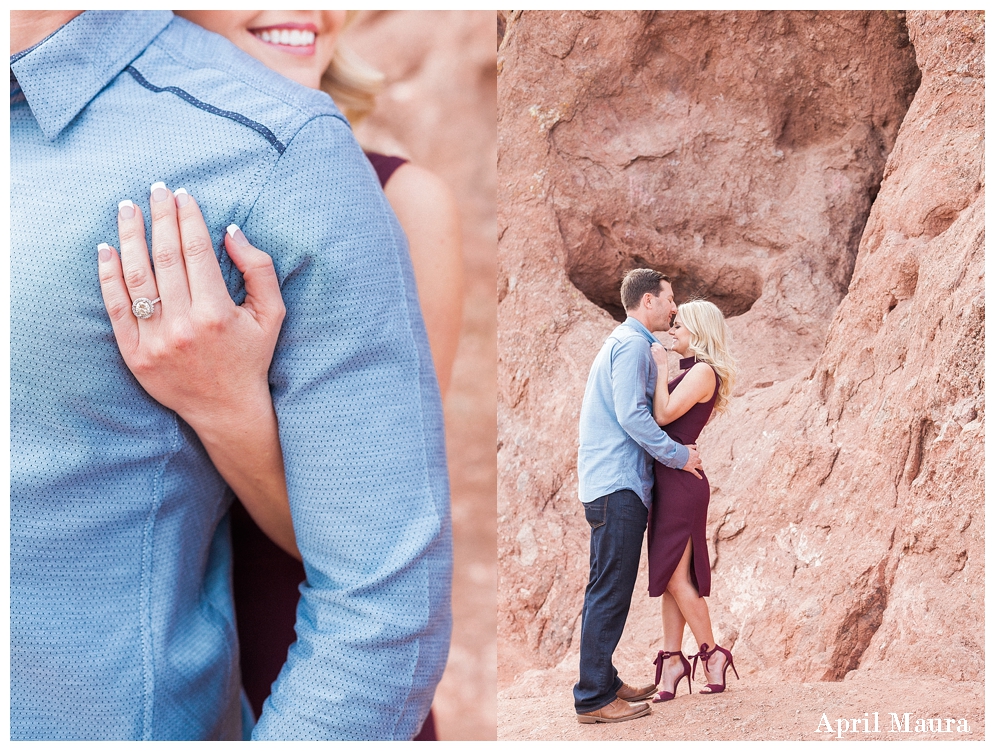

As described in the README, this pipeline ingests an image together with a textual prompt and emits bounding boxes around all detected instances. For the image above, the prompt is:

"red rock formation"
[346,11,497,738]
[497,9,982,687]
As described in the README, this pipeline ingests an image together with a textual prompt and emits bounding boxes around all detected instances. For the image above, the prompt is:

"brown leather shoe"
[617,681,658,702]
[577,697,651,724]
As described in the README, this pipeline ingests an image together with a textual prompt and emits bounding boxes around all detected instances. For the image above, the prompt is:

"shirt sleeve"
[610,337,689,469]
[241,114,451,740]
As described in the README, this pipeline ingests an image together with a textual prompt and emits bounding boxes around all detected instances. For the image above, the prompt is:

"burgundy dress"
[647,357,720,598]
[231,152,437,741]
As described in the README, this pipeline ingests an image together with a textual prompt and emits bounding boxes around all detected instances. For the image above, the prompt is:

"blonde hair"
[319,11,385,124]
[678,300,737,414]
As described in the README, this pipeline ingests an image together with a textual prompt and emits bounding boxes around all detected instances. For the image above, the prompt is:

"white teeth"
[253,28,315,46]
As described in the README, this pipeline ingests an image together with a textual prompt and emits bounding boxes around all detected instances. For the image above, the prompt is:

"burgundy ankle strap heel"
[651,650,692,703]
[691,643,739,694]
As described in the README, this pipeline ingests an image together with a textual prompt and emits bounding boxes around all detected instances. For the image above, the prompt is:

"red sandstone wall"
[497,10,982,685]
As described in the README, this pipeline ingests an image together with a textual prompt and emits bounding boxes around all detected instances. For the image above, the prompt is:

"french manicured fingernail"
[173,187,190,207]
[227,223,249,247]
[97,242,112,262]
[151,181,169,203]
[118,199,135,219]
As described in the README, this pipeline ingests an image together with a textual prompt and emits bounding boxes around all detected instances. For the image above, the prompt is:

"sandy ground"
[498,534,983,743]
[498,546,983,742]
[499,663,984,741]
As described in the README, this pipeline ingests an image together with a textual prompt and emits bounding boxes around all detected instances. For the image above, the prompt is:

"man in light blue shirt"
[574,269,702,723]
[11,11,450,740]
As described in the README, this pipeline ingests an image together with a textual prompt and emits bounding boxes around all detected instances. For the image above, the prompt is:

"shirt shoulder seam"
[140,35,349,151]
[123,65,288,155]
[225,112,351,273]
[611,331,649,359]
[149,34,338,116]
[213,111,348,293]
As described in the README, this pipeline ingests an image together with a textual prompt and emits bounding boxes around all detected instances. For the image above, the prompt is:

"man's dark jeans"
[573,488,649,713]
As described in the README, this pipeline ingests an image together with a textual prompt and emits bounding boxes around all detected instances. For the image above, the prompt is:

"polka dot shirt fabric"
[10,11,451,741]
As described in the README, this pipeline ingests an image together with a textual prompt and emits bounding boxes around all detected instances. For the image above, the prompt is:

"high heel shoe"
[691,643,739,694]
[651,650,692,702]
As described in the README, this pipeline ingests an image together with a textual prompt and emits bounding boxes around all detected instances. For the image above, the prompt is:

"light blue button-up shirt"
[578,317,689,507]
[11,11,450,741]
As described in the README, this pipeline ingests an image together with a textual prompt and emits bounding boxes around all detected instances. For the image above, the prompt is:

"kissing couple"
[574,268,740,724]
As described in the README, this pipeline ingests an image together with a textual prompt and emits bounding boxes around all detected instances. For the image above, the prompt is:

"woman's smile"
[670,315,691,355]
[175,11,347,88]
[249,23,318,56]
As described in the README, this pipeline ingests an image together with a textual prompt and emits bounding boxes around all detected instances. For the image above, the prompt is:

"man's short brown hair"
[620,268,671,311]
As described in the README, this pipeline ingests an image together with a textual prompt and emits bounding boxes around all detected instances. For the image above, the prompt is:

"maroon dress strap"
[365,151,408,188]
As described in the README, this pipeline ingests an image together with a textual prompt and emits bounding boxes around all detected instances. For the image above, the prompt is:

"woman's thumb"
[225,224,285,323]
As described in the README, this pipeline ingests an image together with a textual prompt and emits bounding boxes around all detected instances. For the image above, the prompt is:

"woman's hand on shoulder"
[97,183,285,437]
[98,183,298,558]
[383,163,464,397]
[650,342,669,368]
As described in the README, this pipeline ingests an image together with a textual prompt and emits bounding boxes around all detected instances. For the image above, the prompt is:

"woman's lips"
[249,24,317,56]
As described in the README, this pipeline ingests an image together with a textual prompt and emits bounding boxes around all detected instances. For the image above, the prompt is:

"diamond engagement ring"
[132,297,161,319]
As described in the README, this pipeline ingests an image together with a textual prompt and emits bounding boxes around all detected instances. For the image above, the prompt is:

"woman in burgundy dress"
[645,300,739,701]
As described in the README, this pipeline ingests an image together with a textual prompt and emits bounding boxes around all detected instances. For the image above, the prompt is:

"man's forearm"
[620,411,689,469]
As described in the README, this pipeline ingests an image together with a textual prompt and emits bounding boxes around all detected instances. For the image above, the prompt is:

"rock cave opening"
[567,260,764,323]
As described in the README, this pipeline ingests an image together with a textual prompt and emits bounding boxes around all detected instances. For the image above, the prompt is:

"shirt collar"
[623,316,661,345]
[10,10,173,141]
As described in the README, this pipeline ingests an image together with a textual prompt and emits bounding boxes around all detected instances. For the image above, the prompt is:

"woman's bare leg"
[658,591,688,692]
[665,539,728,685]
[662,591,685,652]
